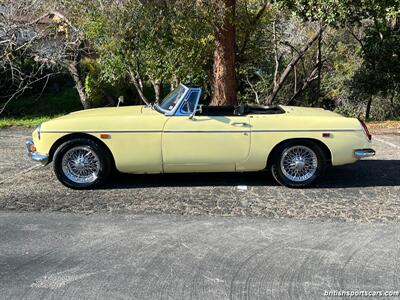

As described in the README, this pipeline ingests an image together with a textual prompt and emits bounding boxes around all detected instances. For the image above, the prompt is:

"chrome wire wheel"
[61,146,100,184]
[280,145,318,182]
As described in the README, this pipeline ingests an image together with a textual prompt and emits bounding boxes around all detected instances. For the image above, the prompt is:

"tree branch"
[238,1,270,58]
[128,68,150,105]
[267,24,327,104]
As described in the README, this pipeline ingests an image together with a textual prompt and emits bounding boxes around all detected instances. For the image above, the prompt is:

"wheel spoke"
[62,146,100,184]
[280,146,318,183]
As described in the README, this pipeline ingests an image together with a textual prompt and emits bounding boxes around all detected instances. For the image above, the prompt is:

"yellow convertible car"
[25,84,375,189]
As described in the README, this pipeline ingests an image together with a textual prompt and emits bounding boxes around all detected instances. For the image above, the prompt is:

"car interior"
[197,104,285,116]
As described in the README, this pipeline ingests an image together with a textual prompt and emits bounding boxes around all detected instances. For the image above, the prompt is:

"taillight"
[358,119,372,141]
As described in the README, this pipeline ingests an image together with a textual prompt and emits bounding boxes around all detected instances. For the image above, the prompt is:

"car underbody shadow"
[102,160,400,189]
[315,160,400,188]
[105,170,274,189]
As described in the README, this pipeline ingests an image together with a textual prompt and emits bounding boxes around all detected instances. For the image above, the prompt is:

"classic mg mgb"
[25,84,375,189]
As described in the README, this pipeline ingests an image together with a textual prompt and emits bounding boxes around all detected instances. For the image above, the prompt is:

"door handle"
[231,122,249,127]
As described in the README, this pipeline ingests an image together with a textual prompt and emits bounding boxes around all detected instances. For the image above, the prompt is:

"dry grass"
[367,121,400,129]
[367,121,400,134]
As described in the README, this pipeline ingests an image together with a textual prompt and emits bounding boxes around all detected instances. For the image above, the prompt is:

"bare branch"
[267,24,327,104]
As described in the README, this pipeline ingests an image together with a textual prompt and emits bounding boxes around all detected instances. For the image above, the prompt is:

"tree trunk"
[152,80,163,103]
[210,0,237,106]
[315,23,323,103]
[170,75,179,90]
[138,77,144,92]
[67,60,90,109]
[365,97,372,120]
[128,69,150,105]
[273,20,279,89]
[267,25,326,104]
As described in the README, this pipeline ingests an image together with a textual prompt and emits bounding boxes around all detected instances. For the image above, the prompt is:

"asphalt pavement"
[0,212,399,300]
[0,127,399,299]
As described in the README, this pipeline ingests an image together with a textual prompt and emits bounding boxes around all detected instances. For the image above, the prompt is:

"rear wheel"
[271,141,327,188]
[53,138,112,189]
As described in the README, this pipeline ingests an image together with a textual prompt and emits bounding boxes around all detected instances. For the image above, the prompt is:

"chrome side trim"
[40,129,363,134]
[354,149,376,159]
[25,140,49,165]
[164,130,249,133]
[40,130,162,134]
[252,129,363,133]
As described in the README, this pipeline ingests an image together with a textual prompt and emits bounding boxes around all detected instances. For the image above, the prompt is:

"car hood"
[53,105,161,120]
[63,105,147,118]
[41,105,162,132]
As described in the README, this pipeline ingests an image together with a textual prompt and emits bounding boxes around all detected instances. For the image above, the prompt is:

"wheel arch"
[266,138,332,169]
[48,133,116,169]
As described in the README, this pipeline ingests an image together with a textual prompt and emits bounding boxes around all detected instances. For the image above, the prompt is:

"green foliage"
[237,0,400,119]
[2,0,399,121]
[344,2,400,119]
[360,26,400,95]
[84,1,214,89]
[370,96,400,120]
[236,1,276,103]
[82,59,104,107]
[334,102,362,118]
[0,116,58,129]
[2,88,81,118]
[279,0,356,25]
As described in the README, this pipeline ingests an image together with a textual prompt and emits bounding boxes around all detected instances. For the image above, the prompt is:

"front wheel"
[53,138,112,189]
[271,142,327,188]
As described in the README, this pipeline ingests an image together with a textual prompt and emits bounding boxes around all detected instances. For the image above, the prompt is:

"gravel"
[1,127,399,223]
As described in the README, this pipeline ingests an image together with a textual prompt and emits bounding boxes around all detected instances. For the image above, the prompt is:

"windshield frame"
[154,84,189,116]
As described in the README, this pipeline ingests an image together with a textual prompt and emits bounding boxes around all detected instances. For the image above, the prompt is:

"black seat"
[234,104,247,115]
[198,104,285,116]
[235,104,285,115]
[199,105,236,116]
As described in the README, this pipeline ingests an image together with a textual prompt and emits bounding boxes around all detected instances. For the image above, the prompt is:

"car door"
[162,98,251,172]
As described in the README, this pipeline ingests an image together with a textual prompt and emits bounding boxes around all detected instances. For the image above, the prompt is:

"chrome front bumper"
[25,140,49,165]
[354,148,376,159]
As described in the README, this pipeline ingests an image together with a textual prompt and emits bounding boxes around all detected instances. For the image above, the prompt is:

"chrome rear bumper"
[25,140,49,165]
[354,148,376,159]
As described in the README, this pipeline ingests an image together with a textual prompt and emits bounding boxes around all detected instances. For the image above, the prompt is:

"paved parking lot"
[1,127,399,223]
[0,212,399,300]
[1,127,399,299]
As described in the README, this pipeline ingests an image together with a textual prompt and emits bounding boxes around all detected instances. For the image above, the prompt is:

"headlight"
[37,124,41,140]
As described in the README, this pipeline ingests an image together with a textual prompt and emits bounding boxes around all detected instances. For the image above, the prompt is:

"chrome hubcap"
[280,146,318,182]
[61,146,100,184]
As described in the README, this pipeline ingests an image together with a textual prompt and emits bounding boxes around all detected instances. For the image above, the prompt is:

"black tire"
[271,141,327,188]
[53,138,112,189]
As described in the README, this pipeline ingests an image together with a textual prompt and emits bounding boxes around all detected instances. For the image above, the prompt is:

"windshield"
[157,86,186,112]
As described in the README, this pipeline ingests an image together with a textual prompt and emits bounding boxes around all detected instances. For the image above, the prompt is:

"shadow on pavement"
[103,160,400,189]
[316,160,400,188]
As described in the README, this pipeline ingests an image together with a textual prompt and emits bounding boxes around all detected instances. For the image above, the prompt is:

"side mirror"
[117,96,124,107]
